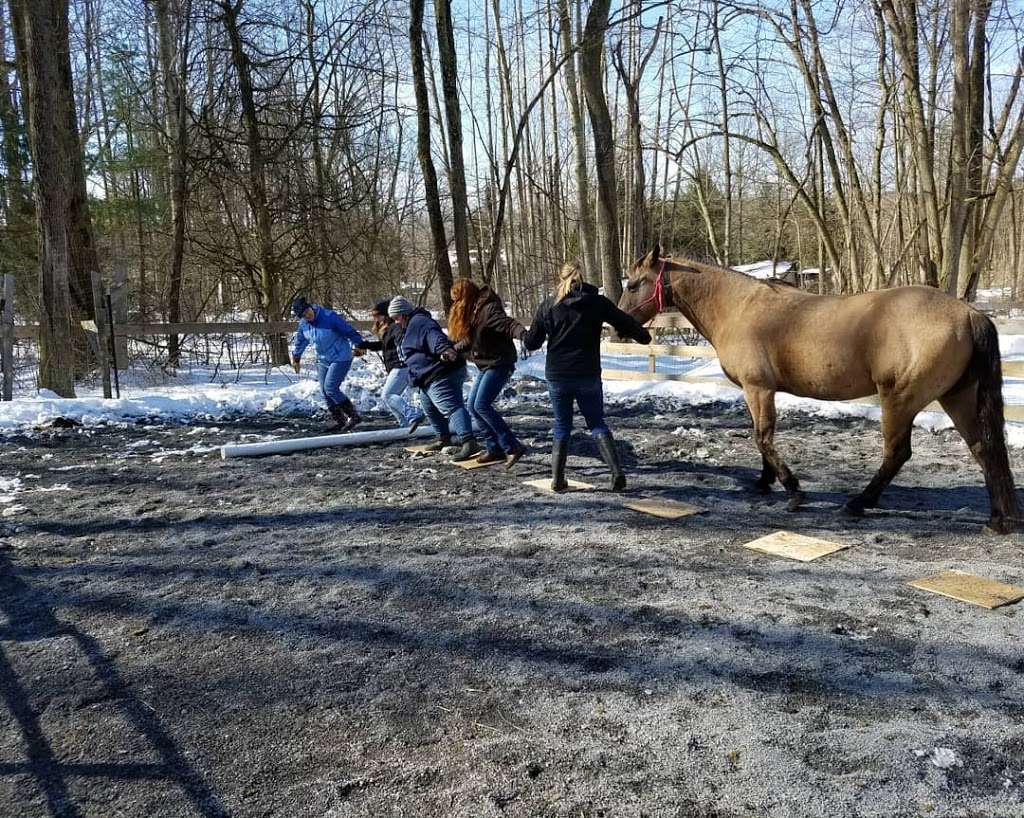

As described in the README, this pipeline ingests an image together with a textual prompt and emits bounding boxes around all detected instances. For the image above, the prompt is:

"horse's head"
[618,243,669,327]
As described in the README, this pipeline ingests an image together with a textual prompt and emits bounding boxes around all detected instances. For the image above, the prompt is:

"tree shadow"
[0,554,229,818]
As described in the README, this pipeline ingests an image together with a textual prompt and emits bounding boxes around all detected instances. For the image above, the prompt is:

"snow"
[4,336,1024,449]
[732,260,794,279]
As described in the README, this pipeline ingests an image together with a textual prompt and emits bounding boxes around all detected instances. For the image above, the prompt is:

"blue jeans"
[317,359,353,407]
[547,375,609,441]
[468,366,518,453]
[381,367,422,426]
[420,367,471,440]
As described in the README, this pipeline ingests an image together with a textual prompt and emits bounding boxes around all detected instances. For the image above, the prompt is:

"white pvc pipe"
[220,424,435,459]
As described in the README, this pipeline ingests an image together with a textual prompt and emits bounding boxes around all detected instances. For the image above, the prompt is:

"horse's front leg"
[743,385,804,511]
[841,390,916,517]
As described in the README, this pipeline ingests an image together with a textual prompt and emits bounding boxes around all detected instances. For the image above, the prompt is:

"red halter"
[634,259,672,321]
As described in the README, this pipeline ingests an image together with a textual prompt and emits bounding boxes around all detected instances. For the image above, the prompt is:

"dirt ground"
[1,390,1023,818]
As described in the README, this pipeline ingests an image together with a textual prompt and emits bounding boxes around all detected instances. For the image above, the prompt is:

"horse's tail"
[969,309,1019,531]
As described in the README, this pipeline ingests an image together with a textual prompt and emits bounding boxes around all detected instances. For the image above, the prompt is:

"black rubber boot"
[451,435,482,462]
[594,431,626,491]
[550,439,569,493]
[339,399,362,432]
[422,435,452,452]
[328,402,349,431]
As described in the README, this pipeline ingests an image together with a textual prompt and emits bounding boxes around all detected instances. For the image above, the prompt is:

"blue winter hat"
[292,297,311,317]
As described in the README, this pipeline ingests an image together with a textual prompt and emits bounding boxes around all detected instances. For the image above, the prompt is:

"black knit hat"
[291,297,311,317]
[372,300,390,316]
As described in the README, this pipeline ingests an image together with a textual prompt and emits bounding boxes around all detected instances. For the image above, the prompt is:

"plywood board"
[452,455,504,470]
[623,498,704,519]
[907,570,1024,609]
[522,478,595,493]
[742,531,851,562]
[404,443,438,454]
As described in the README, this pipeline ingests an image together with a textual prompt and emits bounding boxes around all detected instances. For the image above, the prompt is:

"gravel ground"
[1,390,1023,818]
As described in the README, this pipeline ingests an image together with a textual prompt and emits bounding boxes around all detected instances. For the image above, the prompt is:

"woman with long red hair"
[448,279,528,466]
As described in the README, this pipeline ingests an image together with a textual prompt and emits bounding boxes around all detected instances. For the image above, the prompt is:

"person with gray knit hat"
[392,297,480,460]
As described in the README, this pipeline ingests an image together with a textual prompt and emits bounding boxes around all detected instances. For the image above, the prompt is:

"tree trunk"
[219,0,287,363]
[433,0,472,280]
[410,0,454,310]
[579,0,621,301]
[153,0,190,364]
[10,0,108,396]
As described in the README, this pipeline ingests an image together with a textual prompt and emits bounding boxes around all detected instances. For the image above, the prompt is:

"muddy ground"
[1,389,1022,818]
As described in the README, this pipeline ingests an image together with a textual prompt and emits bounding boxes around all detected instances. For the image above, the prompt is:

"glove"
[518,339,530,360]
[440,347,458,363]
[353,346,367,358]
[290,357,301,374]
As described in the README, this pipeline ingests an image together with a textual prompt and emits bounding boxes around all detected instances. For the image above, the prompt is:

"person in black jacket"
[363,301,425,430]
[449,280,528,467]
[522,260,652,491]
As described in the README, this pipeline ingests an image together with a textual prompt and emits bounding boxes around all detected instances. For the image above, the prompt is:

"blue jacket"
[400,307,465,387]
[291,305,366,363]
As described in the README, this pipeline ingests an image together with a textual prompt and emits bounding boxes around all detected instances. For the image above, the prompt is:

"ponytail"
[555,260,584,302]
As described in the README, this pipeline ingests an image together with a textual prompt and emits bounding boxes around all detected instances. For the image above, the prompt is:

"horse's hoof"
[786,491,805,512]
[840,501,864,518]
[753,479,773,495]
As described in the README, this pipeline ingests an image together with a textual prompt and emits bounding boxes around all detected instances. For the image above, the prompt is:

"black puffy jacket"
[363,320,406,372]
[522,282,651,379]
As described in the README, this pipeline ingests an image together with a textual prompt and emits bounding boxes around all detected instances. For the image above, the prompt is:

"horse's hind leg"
[842,391,917,517]
[743,386,803,511]
[939,382,1014,531]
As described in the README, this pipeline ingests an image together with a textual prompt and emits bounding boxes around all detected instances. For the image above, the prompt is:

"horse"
[617,245,1020,534]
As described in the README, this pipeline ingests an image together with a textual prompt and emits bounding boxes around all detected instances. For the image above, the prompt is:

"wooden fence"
[600,313,1024,423]
[7,310,1024,423]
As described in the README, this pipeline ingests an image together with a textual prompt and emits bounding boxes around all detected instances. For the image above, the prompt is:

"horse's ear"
[641,243,661,268]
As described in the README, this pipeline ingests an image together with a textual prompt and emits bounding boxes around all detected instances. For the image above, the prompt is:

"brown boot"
[476,450,505,464]
[328,403,349,431]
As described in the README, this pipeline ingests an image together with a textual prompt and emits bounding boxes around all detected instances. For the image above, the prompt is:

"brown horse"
[617,245,1020,534]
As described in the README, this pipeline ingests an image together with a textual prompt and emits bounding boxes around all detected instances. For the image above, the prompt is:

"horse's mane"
[665,254,796,293]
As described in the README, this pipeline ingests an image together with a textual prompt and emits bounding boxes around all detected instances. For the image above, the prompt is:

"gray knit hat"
[388,296,414,317]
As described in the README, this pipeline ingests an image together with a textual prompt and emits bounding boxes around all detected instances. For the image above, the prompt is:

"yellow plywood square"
[623,498,704,519]
[452,455,504,470]
[522,478,595,493]
[743,531,851,562]
[404,444,437,454]
[907,570,1024,609]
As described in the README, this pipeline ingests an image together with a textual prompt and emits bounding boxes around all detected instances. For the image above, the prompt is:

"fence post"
[89,268,112,399]
[105,291,120,399]
[1,274,13,401]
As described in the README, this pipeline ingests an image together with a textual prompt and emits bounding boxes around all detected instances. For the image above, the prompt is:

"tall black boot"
[594,431,626,491]
[328,402,349,431]
[451,435,482,462]
[550,439,569,493]
[338,398,362,432]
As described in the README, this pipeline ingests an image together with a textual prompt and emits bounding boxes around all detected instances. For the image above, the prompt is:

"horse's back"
[725,285,976,401]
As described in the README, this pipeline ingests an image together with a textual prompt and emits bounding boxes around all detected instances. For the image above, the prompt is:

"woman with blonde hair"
[522,260,651,491]
[449,279,528,466]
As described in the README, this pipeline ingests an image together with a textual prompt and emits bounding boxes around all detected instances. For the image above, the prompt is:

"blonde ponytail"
[555,259,584,302]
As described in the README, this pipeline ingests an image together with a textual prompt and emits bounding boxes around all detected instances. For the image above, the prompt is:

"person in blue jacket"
[290,297,368,432]
[389,295,480,460]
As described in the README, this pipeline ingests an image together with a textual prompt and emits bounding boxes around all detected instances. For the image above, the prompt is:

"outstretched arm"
[323,311,367,348]
[520,302,548,350]
[602,298,652,344]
